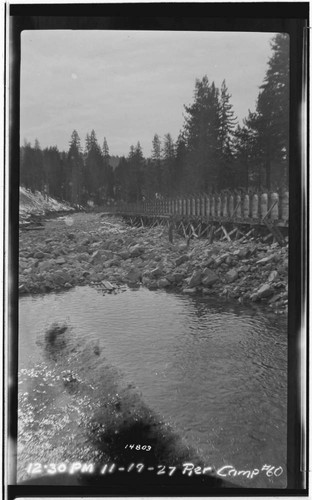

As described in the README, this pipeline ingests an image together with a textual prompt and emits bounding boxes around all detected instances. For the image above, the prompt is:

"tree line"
[20,33,289,205]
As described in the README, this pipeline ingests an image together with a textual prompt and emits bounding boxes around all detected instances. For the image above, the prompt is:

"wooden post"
[168,217,174,243]
[270,192,279,221]
[216,195,221,217]
[221,225,231,241]
[281,191,289,222]
[209,225,216,244]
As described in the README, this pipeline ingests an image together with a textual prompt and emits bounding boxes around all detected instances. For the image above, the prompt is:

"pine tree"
[162,133,175,195]
[183,76,221,191]
[84,130,104,204]
[151,133,162,193]
[68,130,83,204]
[217,80,237,188]
[244,34,290,189]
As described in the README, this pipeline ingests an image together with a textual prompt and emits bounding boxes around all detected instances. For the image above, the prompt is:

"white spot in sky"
[71,73,78,80]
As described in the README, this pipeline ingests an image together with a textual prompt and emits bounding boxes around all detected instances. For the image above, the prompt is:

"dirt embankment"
[19,212,288,314]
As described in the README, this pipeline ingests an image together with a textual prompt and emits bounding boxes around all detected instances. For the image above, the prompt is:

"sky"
[20,30,276,157]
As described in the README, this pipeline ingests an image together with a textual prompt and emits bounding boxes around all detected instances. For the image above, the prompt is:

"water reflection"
[18,286,287,487]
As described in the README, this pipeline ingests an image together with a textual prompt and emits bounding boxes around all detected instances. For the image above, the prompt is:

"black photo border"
[5,2,309,498]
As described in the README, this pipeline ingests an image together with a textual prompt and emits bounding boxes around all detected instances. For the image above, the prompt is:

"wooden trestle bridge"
[111,191,289,246]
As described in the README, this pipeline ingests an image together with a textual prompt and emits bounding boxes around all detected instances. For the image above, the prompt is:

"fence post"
[196,196,201,216]
[281,191,289,222]
[243,194,250,219]
[229,194,234,218]
[205,195,210,218]
[211,195,215,217]
[236,195,242,218]
[216,195,221,217]
[270,192,279,221]
[187,197,191,216]
[260,193,268,219]
[222,194,228,218]
[252,193,259,219]
[191,197,196,216]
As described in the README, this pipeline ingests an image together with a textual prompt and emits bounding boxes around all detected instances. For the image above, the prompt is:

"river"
[18,286,287,488]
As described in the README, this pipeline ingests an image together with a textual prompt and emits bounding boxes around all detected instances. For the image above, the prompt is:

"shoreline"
[19,211,288,315]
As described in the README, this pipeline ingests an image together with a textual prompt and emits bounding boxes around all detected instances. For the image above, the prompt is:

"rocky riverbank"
[19,212,288,314]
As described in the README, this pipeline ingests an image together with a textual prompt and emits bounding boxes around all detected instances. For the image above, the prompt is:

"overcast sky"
[20,30,276,157]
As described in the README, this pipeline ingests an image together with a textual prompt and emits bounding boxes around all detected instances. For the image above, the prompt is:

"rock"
[38,260,51,272]
[175,255,189,267]
[268,270,278,282]
[158,278,170,288]
[182,287,197,294]
[129,244,145,257]
[150,267,162,278]
[55,257,66,265]
[142,276,152,287]
[237,247,250,259]
[102,280,115,291]
[251,284,274,301]
[268,294,281,304]
[225,269,239,283]
[256,254,276,265]
[172,272,185,283]
[201,269,219,287]
[225,256,232,265]
[164,274,175,283]
[118,250,131,260]
[188,270,202,288]
[34,251,45,259]
[77,252,90,262]
[90,249,114,264]
[126,268,141,283]
[67,233,75,240]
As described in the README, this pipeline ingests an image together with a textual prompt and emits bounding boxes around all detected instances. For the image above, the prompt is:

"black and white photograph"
[5,4,308,497]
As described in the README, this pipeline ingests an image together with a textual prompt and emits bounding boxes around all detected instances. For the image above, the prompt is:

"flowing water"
[18,286,287,487]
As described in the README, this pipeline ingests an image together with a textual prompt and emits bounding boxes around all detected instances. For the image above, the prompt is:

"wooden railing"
[116,191,289,226]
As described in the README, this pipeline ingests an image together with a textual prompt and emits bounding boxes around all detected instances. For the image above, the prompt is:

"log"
[209,226,216,244]
[181,222,188,239]
[263,218,285,247]
[190,224,199,238]
[221,225,231,242]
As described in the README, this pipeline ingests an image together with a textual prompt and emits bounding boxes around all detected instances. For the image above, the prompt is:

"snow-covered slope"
[20,187,74,225]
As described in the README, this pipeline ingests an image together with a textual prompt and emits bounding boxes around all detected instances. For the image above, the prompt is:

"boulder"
[102,280,116,291]
[182,287,197,295]
[126,268,141,283]
[118,250,131,260]
[172,273,185,284]
[34,251,45,259]
[237,247,250,259]
[257,284,274,298]
[268,270,278,282]
[38,260,52,272]
[150,267,162,278]
[251,284,274,301]
[256,254,276,265]
[188,269,202,288]
[175,255,189,267]
[129,244,145,257]
[55,257,66,265]
[225,269,239,283]
[158,278,170,288]
[77,252,90,262]
[201,269,218,287]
